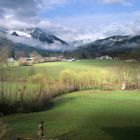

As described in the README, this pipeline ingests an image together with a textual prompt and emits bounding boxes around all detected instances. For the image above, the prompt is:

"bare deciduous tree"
[0,47,10,67]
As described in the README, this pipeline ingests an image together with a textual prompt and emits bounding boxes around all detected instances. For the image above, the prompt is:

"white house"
[7,58,15,62]
[96,55,112,60]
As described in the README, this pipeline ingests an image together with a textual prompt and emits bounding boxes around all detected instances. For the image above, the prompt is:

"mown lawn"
[5,90,140,140]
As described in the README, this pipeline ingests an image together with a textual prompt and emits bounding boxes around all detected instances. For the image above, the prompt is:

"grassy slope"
[5,90,140,140]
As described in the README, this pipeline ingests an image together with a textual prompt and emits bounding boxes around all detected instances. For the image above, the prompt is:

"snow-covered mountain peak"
[7,30,31,38]
[5,27,68,45]
[70,39,93,47]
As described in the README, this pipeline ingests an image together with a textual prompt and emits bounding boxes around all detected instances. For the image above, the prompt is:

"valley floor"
[4,89,140,140]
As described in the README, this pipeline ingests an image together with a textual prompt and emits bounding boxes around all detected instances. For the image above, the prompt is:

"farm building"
[96,55,113,60]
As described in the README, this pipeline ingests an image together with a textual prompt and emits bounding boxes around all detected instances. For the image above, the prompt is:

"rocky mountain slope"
[74,35,140,58]
[0,26,140,59]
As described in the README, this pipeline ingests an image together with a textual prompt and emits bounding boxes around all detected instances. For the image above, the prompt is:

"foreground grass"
[4,90,140,140]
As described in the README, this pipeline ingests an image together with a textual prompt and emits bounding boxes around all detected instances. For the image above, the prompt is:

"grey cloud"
[0,0,133,21]
[0,0,37,11]
[5,33,69,51]
[0,8,4,17]
[0,0,39,22]
[0,0,139,42]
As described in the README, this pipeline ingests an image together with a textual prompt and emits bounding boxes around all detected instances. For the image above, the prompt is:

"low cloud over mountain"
[0,0,140,42]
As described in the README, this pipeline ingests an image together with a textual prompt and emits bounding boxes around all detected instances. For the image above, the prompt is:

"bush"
[60,69,77,84]
[60,69,79,91]
[19,61,32,66]
[0,66,139,114]
[28,73,46,84]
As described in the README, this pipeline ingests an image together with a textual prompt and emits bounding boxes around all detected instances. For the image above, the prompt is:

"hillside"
[73,35,140,59]
[0,27,68,55]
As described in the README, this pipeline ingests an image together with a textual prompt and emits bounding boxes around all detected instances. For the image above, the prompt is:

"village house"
[44,56,62,62]
[15,51,26,60]
[125,59,137,62]
[18,57,27,63]
[18,57,33,66]
[7,57,15,63]
[18,55,65,66]
[96,55,113,60]
[30,56,44,63]
[67,58,77,62]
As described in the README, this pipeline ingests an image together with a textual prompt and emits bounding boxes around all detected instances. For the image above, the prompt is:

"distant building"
[125,59,136,62]
[61,59,67,61]
[96,55,112,60]
[18,55,65,65]
[7,58,15,62]
[67,58,77,62]
[18,57,27,63]
[44,57,62,62]
[32,56,45,63]
[18,57,32,66]
[15,51,26,60]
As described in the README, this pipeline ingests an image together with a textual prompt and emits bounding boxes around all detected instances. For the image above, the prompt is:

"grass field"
[4,89,140,140]
[11,59,139,79]
[2,60,140,139]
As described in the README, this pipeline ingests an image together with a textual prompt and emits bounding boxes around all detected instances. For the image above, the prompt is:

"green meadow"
[5,90,140,140]
[1,60,140,139]
[10,59,139,79]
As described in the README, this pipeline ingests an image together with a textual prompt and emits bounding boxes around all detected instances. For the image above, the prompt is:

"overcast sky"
[0,0,140,41]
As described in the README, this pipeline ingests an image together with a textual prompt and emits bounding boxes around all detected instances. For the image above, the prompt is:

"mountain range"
[74,35,140,58]
[0,27,140,59]
[8,27,68,45]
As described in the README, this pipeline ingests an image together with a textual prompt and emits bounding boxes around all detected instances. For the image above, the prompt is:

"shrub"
[0,66,139,114]
[60,69,79,91]
[60,69,77,84]
[28,73,46,89]
[19,61,32,66]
